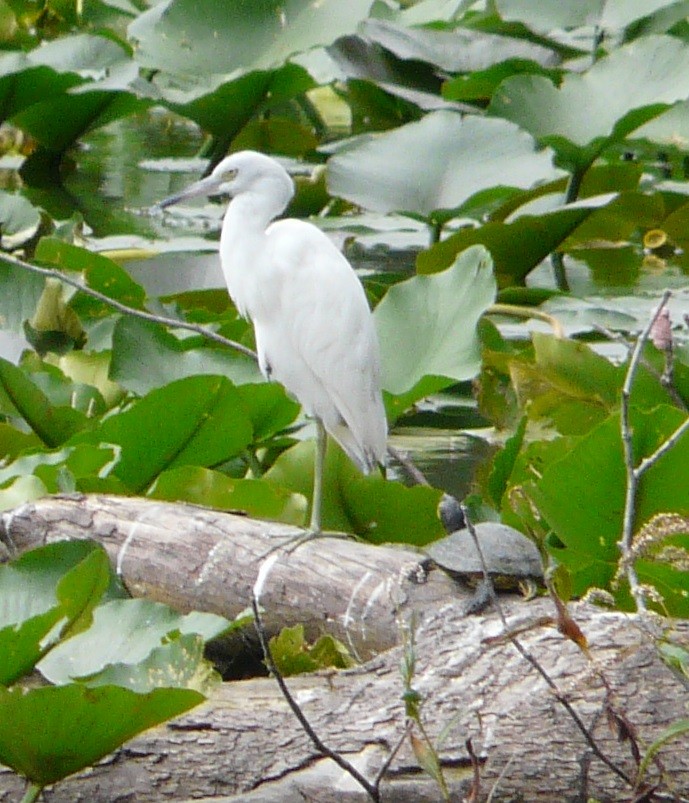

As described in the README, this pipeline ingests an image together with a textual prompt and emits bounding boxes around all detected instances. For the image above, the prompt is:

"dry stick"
[619,291,673,613]
[0,251,257,361]
[250,595,381,802]
[459,504,633,787]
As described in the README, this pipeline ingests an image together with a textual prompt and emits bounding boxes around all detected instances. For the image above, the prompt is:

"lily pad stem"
[20,783,42,803]
[487,303,565,338]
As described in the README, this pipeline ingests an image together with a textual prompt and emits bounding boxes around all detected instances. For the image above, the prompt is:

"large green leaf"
[236,383,300,442]
[110,317,261,395]
[80,632,219,694]
[362,17,558,73]
[129,0,373,76]
[0,542,115,685]
[39,598,230,685]
[375,245,496,396]
[0,683,202,786]
[265,438,445,545]
[36,238,147,311]
[417,196,614,283]
[327,111,558,217]
[531,406,689,614]
[0,357,88,447]
[80,375,254,492]
[489,36,689,168]
[165,64,314,139]
[149,466,307,526]
[0,191,42,249]
[0,256,45,334]
[495,0,678,33]
[14,85,145,154]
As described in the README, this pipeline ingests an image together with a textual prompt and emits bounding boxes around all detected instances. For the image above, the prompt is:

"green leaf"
[236,383,300,442]
[532,406,689,614]
[495,0,676,32]
[0,541,117,685]
[0,256,45,334]
[327,111,558,217]
[0,608,63,686]
[487,416,526,507]
[35,238,146,311]
[129,0,374,76]
[375,246,496,396]
[149,466,307,526]
[489,36,689,168]
[637,718,689,784]
[55,547,112,639]
[0,356,89,447]
[0,683,203,786]
[268,624,355,676]
[81,632,220,694]
[417,196,615,284]
[410,732,446,793]
[0,444,117,494]
[0,191,41,248]
[38,598,230,685]
[80,375,254,492]
[265,438,445,545]
[0,475,46,511]
[167,65,314,140]
[110,317,261,395]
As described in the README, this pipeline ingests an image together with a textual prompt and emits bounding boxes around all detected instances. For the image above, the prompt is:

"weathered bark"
[0,494,461,660]
[1,494,688,802]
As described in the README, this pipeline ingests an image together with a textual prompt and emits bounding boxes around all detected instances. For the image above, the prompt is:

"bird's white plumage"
[160,150,387,479]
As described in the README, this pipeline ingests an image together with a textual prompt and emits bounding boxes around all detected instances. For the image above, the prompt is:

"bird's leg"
[309,418,327,534]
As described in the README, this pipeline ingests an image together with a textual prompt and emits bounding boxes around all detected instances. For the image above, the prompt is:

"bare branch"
[250,595,381,802]
[0,251,257,361]
[619,290,672,613]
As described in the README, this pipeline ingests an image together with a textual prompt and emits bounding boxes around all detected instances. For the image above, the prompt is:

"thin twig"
[373,723,411,788]
[460,504,633,787]
[636,417,689,479]
[250,595,380,802]
[387,444,431,486]
[593,323,687,412]
[619,290,672,613]
[0,251,257,361]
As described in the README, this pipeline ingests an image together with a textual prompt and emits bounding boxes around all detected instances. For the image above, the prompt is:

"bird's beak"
[152,174,224,211]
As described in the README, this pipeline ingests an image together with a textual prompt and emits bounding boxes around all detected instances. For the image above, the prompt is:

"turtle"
[427,496,544,614]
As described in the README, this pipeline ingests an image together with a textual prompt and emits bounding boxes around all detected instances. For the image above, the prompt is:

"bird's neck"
[219,192,284,318]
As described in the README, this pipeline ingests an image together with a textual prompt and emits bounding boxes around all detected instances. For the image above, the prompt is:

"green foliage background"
[2,0,689,789]
[0,0,687,604]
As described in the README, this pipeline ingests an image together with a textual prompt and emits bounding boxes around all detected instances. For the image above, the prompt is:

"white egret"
[156,151,388,534]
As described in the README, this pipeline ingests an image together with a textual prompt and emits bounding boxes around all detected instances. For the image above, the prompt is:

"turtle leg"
[463,576,497,616]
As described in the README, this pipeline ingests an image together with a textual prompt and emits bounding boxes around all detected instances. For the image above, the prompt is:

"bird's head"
[154,150,295,212]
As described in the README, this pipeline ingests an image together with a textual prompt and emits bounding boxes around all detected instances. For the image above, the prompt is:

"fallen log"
[0,494,687,802]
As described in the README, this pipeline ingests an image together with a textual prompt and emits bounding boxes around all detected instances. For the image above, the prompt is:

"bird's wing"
[255,219,387,470]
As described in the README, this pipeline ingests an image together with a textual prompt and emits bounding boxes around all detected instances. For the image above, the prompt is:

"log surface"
[0,494,688,802]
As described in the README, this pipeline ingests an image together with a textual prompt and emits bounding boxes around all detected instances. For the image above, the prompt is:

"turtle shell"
[426,522,543,583]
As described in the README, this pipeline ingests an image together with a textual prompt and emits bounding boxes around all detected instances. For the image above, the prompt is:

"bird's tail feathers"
[326,417,386,475]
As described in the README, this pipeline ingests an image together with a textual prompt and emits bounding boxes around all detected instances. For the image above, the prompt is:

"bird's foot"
[259,527,353,559]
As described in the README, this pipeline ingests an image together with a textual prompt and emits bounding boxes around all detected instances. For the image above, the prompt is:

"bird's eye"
[222,168,238,182]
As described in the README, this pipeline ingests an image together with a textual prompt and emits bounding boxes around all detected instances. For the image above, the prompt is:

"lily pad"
[375,245,496,396]
[489,35,689,168]
[129,0,373,76]
[327,111,558,217]
[0,683,202,786]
